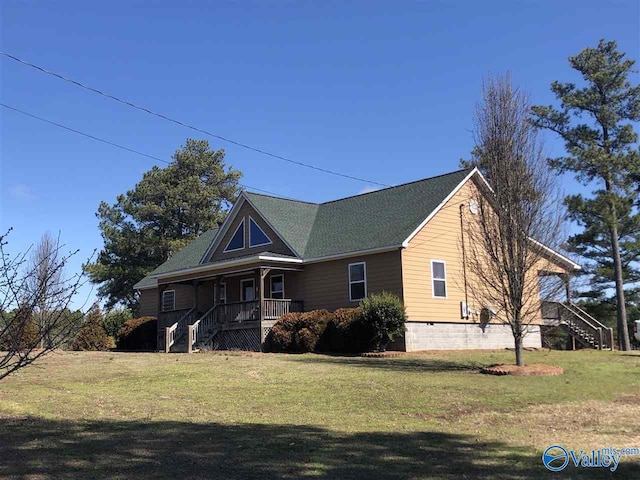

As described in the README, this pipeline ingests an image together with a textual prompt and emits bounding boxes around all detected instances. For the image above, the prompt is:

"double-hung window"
[162,290,175,311]
[431,260,447,298]
[270,275,284,299]
[348,262,367,302]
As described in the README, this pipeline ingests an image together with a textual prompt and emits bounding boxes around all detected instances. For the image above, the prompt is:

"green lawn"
[0,349,639,479]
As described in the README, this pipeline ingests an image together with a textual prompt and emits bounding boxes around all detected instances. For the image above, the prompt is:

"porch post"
[258,268,266,346]
[564,274,571,303]
[193,279,200,321]
[157,284,168,352]
[214,277,219,306]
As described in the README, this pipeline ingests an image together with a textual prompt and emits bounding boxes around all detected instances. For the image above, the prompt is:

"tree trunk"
[514,335,524,367]
[605,176,631,351]
[610,224,631,351]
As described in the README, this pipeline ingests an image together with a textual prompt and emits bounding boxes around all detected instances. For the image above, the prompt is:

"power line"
[3,103,473,245]
[0,103,283,197]
[0,51,389,187]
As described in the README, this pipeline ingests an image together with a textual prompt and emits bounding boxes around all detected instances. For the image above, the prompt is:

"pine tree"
[85,139,241,311]
[531,40,640,350]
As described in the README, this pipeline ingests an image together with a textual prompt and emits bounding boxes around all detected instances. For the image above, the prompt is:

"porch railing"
[184,299,306,351]
[217,300,260,323]
[164,306,195,352]
[263,299,304,319]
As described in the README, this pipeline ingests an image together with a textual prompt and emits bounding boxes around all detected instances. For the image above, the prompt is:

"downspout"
[459,204,469,318]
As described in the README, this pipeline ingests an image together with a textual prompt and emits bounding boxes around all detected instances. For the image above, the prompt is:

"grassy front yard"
[0,349,639,479]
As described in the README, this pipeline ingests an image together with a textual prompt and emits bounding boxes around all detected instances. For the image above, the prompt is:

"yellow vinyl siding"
[402,181,472,323]
[402,178,570,325]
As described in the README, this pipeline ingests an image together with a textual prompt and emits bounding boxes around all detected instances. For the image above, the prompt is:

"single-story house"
[135,167,594,353]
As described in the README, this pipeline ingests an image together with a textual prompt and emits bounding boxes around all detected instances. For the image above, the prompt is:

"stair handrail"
[164,306,195,352]
[188,304,220,351]
[564,303,614,349]
[564,303,607,329]
[557,302,603,349]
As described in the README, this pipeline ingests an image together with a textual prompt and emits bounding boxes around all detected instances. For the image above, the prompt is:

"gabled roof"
[134,167,579,289]
[134,168,474,288]
[245,168,473,259]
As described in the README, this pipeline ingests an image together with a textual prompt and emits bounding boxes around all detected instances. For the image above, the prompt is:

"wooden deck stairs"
[541,301,614,350]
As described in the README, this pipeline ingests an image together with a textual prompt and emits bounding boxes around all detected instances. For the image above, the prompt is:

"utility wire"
[0,103,282,197]
[2,102,469,243]
[0,51,389,187]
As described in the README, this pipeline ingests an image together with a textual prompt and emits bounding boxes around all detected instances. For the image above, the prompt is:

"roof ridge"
[246,168,473,205]
[318,168,474,205]
[244,191,319,206]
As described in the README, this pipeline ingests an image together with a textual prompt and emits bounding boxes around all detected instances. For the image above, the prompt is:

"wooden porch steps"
[542,301,614,350]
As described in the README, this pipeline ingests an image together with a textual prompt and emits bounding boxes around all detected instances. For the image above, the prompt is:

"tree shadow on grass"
[288,354,481,373]
[2,417,634,480]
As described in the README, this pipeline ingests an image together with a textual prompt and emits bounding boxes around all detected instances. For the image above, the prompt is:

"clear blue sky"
[1,0,638,309]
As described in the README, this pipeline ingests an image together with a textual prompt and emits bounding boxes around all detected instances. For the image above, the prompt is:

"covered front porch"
[157,263,304,352]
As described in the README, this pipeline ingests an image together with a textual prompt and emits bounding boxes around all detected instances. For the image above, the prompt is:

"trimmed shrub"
[72,321,114,351]
[103,308,133,338]
[325,307,371,353]
[296,310,333,352]
[116,316,157,351]
[360,292,406,351]
[267,312,303,352]
[266,310,332,353]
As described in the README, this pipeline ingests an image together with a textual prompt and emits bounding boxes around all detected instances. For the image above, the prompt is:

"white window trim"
[270,274,285,299]
[431,260,447,299]
[162,289,175,311]
[223,218,245,253]
[348,261,367,302]
[249,215,273,248]
[240,278,255,302]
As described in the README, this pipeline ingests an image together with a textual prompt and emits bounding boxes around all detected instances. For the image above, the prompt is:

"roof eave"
[401,168,479,247]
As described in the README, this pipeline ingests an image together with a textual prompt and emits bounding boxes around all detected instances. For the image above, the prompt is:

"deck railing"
[183,299,305,351]
[263,299,304,319]
[164,307,195,352]
[563,302,614,350]
[541,301,614,350]
[217,300,260,323]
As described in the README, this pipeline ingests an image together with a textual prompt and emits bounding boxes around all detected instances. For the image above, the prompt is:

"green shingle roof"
[135,168,473,288]
[246,168,472,258]
[134,227,219,289]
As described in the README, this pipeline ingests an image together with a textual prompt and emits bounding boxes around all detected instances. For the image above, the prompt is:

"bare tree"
[0,229,89,380]
[26,232,64,348]
[465,74,565,367]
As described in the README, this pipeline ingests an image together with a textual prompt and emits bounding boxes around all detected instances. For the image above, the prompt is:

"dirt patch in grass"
[478,395,640,453]
[480,363,563,376]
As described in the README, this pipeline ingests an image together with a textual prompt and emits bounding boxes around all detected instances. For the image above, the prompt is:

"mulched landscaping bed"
[360,351,404,358]
[480,363,564,376]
